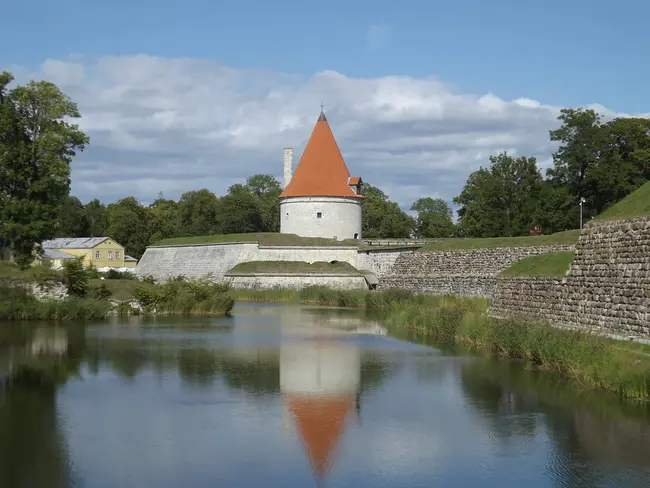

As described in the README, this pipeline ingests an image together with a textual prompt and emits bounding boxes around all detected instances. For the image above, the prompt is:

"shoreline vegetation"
[234,286,650,401]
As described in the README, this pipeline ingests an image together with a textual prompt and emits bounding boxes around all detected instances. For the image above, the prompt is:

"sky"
[2,0,650,209]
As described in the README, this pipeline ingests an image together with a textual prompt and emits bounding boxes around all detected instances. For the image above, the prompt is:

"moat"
[1,303,649,487]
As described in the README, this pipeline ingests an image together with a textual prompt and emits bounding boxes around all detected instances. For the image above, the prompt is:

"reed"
[233,286,649,400]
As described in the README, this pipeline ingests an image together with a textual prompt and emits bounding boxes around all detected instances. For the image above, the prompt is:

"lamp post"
[579,197,586,229]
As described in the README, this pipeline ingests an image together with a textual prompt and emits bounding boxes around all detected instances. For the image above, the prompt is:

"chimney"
[283,147,294,188]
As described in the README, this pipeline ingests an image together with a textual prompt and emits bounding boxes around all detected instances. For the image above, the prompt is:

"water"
[1,302,649,487]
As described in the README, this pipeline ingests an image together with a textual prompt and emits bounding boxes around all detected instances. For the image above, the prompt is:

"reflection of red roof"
[286,393,356,481]
[280,111,363,199]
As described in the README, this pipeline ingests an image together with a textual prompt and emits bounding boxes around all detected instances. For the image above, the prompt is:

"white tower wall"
[283,148,294,189]
[280,196,362,240]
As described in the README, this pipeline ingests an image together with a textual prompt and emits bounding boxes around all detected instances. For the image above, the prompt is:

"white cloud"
[16,55,649,208]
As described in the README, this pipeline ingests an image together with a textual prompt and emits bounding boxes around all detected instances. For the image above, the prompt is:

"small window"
[95,251,101,259]
[116,251,120,259]
[316,212,322,218]
[108,251,114,260]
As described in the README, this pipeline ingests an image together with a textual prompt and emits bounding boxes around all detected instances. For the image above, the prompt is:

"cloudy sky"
[3,0,650,209]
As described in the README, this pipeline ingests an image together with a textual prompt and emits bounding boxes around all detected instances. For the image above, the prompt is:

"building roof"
[125,255,137,262]
[280,110,363,199]
[42,249,77,260]
[42,237,112,249]
[286,393,356,482]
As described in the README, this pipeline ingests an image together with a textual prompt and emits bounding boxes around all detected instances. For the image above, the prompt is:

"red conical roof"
[286,393,356,482]
[280,111,363,199]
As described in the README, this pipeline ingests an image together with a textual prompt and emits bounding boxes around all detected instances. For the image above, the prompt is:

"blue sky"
[2,0,649,205]
[5,0,648,112]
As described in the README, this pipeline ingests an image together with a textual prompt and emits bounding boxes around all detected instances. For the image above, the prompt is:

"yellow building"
[41,237,135,269]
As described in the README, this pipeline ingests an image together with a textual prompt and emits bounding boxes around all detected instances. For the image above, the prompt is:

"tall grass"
[234,286,649,400]
[132,277,234,316]
[0,285,110,321]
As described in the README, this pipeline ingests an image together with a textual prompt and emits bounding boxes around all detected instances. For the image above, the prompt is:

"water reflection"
[1,306,650,487]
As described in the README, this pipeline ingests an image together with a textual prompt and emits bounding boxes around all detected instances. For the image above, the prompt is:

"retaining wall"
[380,245,574,296]
[225,274,368,290]
[357,248,410,278]
[491,217,650,338]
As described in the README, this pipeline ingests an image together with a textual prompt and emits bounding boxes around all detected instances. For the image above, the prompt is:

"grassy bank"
[153,232,359,247]
[596,181,650,221]
[227,260,362,275]
[417,230,580,252]
[0,285,110,321]
[133,277,234,316]
[501,251,575,277]
[234,286,649,400]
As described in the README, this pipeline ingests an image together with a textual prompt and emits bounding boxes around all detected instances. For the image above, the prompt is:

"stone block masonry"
[225,274,368,290]
[380,245,574,297]
[491,217,650,338]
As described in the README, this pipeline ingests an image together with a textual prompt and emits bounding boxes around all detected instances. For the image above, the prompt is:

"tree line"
[2,70,649,264]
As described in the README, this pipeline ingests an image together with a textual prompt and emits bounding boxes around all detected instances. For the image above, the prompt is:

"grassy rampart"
[595,181,650,221]
[152,232,359,247]
[501,251,575,277]
[227,260,362,275]
[417,230,580,252]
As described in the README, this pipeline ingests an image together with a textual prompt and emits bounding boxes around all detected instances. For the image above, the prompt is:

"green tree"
[177,189,220,236]
[0,72,88,267]
[62,257,89,297]
[149,192,179,243]
[106,197,153,258]
[219,184,263,234]
[454,152,544,237]
[244,174,282,232]
[55,196,89,237]
[85,199,108,237]
[410,197,455,238]
[361,184,415,238]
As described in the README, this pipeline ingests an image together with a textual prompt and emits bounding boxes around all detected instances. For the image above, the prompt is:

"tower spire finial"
[318,101,327,121]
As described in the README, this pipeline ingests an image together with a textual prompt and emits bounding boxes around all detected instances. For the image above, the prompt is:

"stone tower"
[279,109,363,240]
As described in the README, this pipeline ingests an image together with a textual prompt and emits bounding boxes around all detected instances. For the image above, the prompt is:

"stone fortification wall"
[257,246,358,266]
[380,245,574,296]
[225,274,368,290]
[135,243,259,282]
[357,249,411,278]
[136,242,360,284]
[491,218,650,338]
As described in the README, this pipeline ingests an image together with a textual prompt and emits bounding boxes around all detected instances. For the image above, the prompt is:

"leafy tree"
[149,192,179,242]
[85,199,108,237]
[55,196,89,237]
[62,257,89,297]
[0,72,88,267]
[244,174,282,232]
[177,189,220,236]
[454,152,544,237]
[219,184,263,234]
[411,197,455,238]
[106,197,153,258]
[361,184,415,238]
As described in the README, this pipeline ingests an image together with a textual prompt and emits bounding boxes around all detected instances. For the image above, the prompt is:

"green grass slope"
[501,251,575,277]
[417,230,580,252]
[595,181,650,221]
[226,260,362,275]
[153,233,360,247]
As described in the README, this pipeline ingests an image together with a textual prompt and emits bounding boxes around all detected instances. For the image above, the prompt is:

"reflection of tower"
[280,337,361,484]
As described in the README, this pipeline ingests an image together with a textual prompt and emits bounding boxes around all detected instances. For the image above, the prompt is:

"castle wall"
[356,249,409,278]
[280,196,362,241]
[225,274,368,290]
[136,242,361,285]
[135,243,259,282]
[491,218,650,338]
[379,245,575,296]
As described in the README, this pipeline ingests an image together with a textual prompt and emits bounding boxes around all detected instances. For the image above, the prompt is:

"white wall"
[357,249,408,277]
[280,196,362,241]
[257,246,359,266]
[226,274,368,290]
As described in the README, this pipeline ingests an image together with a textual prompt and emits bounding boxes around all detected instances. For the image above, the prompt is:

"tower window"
[316,212,322,218]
